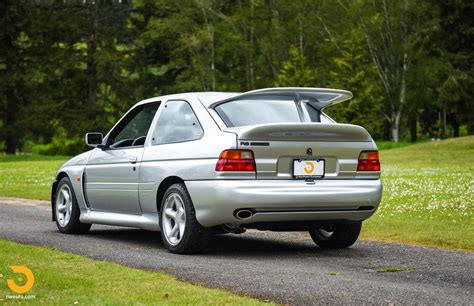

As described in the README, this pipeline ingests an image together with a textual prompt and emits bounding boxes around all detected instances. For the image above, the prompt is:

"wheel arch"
[156,176,185,213]
[51,172,69,221]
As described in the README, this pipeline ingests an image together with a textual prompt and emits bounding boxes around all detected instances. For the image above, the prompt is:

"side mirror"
[85,132,104,148]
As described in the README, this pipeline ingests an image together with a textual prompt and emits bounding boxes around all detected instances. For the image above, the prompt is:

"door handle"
[128,157,137,164]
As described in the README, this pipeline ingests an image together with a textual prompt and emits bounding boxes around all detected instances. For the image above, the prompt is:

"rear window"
[214,96,320,127]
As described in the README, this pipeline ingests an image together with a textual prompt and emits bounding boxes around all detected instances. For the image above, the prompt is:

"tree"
[325,31,384,138]
[436,0,474,136]
[274,47,316,87]
[0,0,472,154]
[345,0,411,142]
[0,0,30,153]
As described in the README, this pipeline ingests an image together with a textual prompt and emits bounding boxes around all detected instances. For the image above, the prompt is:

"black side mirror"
[85,132,104,148]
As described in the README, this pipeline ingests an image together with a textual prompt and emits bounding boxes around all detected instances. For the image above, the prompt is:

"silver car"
[52,87,382,254]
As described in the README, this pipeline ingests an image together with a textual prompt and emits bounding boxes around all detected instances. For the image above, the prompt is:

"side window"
[108,103,159,148]
[152,100,203,145]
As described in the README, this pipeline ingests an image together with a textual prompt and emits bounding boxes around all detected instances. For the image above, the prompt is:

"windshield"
[214,96,320,127]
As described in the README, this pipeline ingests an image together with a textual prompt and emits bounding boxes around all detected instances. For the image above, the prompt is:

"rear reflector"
[357,150,380,171]
[216,149,256,172]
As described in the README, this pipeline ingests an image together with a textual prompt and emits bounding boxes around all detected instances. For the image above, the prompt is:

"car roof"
[134,92,239,107]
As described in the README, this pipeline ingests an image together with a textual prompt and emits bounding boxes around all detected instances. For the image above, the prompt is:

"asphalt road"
[0,199,473,304]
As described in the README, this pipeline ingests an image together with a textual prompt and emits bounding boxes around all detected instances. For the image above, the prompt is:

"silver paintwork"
[80,210,160,231]
[227,123,371,142]
[52,87,382,232]
[185,179,382,227]
[86,147,143,215]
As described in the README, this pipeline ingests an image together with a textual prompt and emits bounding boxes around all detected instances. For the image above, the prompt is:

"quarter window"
[152,100,203,145]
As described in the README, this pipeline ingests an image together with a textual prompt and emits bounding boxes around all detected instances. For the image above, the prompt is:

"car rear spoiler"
[208,87,353,110]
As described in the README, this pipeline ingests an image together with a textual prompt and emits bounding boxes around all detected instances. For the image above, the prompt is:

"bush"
[32,132,86,156]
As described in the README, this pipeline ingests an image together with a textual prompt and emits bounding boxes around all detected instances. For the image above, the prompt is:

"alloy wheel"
[56,184,73,227]
[317,225,335,240]
[162,193,187,246]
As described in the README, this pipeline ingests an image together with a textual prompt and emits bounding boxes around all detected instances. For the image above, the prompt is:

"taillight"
[216,149,256,172]
[357,150,380,171]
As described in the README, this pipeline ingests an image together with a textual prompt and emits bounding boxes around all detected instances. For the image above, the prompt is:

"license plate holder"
[293,159,325,179]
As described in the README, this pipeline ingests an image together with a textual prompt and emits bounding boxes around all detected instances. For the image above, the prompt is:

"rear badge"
[306,148,313,155]
[240,141,270,147]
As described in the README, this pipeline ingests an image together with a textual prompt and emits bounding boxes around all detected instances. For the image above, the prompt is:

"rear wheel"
[54,177,91,234]
[309,221,361,249]
[160,183,210,254]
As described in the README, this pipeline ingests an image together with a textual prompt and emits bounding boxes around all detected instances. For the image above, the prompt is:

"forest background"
[1,0,472,155]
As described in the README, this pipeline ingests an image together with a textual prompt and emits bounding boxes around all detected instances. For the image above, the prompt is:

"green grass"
[363,267,416,273]
[375,141,418,150]
[1,137,473,250]
[0,155,70,162]
[0,156,66,200]
[374,267,416,273]
[361,136,474,250]
[0,240,267,304]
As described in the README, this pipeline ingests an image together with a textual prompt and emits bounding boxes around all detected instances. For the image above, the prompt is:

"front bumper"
[185,179,382,227]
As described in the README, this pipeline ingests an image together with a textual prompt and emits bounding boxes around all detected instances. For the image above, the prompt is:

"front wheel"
[159,183,210,254]
[54,177,91,234]
[309,221,362,249]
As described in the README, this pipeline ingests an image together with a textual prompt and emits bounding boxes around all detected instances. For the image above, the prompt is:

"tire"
[54,177,91,234]
[159,183,210,254]
[309,221,362,249]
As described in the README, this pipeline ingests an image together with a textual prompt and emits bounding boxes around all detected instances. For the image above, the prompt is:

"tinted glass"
[303,103,321,122]
[215,97,320,127]
[152,101,203,145]
[109,103,159,147]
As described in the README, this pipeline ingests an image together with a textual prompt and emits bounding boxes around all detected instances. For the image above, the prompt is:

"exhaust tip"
[234,209,254,220]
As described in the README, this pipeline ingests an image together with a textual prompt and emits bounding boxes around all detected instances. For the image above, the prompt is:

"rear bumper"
[185,179,382,227]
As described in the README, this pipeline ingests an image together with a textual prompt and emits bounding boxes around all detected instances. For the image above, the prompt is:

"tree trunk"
[298,15,304,55]
[383,120,390,141]
[392,52,407,143]
[266,1,278,82]
[4,84,18,154]
[5,136,18,154]
[86,1,99,105]
[3,0,18,154]
[441,105,447,139]
[199,0,216,91]
[410,116,417,142]
[438,111,442,139]
[392,120,400,142]
[452,118,459,137]
[249,0,255,89]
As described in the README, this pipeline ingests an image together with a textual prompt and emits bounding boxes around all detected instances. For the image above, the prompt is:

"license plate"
[293,159,325,178]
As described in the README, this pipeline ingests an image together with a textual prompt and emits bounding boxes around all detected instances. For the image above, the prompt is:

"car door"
[85,102,160,214]
[138,100,207,213]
